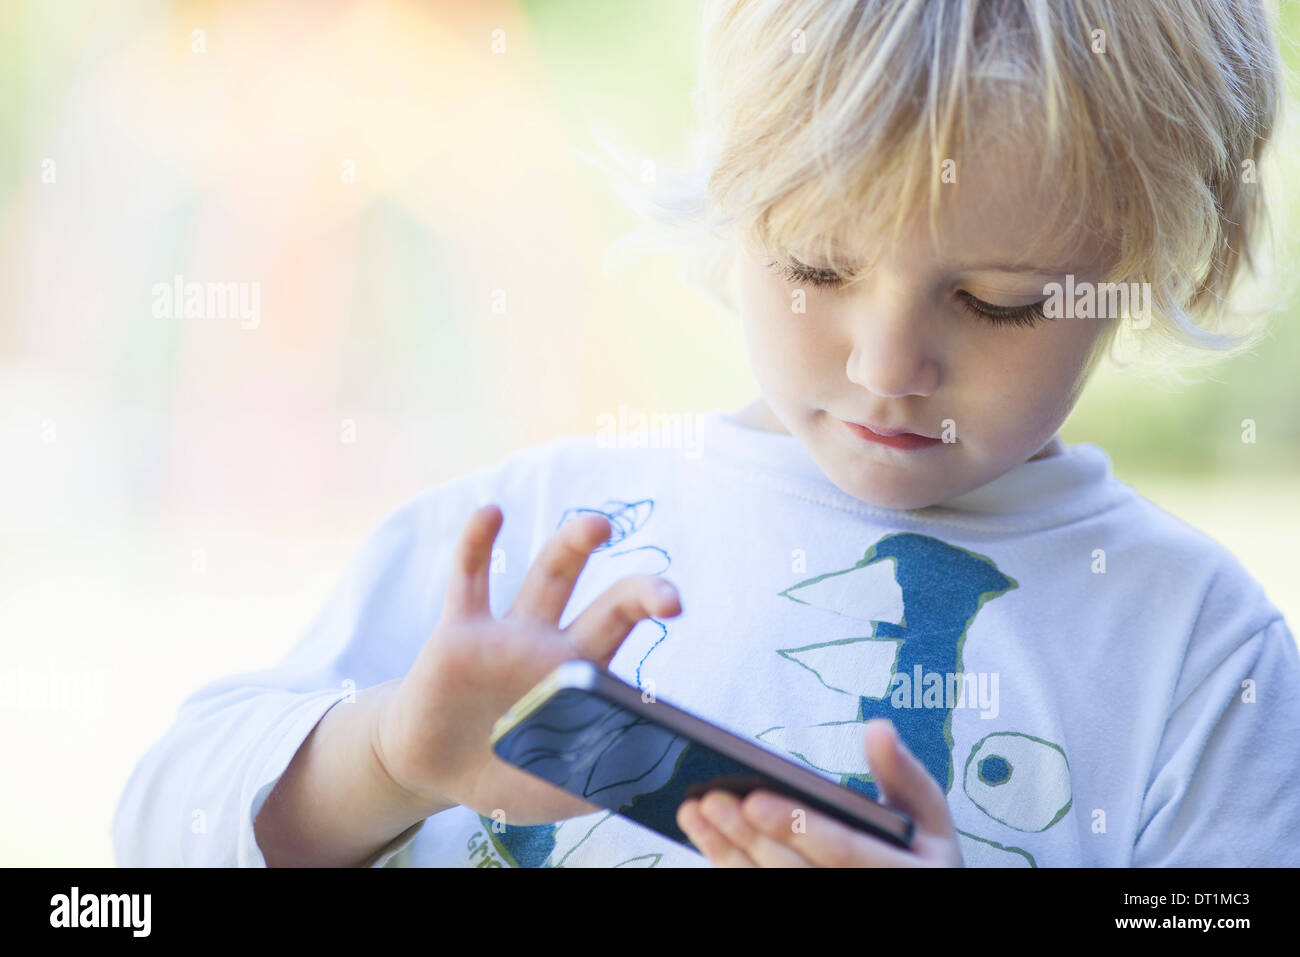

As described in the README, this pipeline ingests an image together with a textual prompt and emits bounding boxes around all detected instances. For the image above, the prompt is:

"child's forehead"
[933,151,1111,272]
[797,149,1112,279]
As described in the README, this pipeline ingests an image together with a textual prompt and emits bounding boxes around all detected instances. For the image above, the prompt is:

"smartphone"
[490,659,914,852]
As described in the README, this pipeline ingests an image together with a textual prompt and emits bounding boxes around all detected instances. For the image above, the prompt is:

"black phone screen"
[492,685,879,848]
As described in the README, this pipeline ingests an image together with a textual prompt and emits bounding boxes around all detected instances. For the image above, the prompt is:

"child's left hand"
[676,718,964,867]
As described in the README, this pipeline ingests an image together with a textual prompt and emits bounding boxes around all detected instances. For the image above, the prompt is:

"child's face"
[734,146,1114,510]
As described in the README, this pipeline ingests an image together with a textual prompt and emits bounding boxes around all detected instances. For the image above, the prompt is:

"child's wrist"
[368,679,457,818]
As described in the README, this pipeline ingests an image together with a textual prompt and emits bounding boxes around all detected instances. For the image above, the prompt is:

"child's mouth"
[841,419,943,451]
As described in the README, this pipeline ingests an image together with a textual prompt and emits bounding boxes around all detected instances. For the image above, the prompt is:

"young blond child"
[115,0,1299,867]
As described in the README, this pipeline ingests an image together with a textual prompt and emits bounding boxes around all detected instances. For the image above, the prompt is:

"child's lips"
[841,419,943,450]
[853,421,928,438]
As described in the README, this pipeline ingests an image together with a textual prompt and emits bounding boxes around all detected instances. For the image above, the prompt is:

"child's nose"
[843,300,940,399]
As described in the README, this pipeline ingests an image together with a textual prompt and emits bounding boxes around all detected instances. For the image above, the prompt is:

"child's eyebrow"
[817,247,1077,277]
[950,260,1075,275]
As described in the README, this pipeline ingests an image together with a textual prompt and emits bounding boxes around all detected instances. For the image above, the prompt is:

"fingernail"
[657,581,679,604]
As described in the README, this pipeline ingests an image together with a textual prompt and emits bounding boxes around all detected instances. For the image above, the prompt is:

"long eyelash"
[956,291,1049,329]
[767,258,844,289]
[767,260,1046,328]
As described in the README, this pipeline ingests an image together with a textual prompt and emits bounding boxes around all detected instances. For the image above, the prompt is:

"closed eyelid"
[953,271,1061,297]
[956,265,1095,290]
[959,285,1050,305]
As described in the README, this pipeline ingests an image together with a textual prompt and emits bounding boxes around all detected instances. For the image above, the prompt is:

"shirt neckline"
[695,407,1130,529]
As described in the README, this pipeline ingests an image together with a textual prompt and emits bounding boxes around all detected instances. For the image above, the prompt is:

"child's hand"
[373,503,682,827]
[676,719,964,867]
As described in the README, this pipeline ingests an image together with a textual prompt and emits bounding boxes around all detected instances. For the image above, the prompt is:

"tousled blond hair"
[592,0,1286,382]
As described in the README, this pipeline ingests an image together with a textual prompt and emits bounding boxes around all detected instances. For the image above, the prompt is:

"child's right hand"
[372,503,681,827]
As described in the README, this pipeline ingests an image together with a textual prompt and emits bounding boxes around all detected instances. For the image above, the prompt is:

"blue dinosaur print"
[779,533,1018,800]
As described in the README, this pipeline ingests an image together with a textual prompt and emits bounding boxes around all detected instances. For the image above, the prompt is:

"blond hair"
[591,0,1287,383]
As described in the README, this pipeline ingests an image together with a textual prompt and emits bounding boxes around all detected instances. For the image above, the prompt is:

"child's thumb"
[863,719,951,834]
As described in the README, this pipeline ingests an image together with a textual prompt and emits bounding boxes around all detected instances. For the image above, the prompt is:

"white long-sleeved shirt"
[113,409,1300,867]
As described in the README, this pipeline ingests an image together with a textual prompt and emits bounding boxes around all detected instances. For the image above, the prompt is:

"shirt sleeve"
[1131,615,1300,866]
[111,482,473,867]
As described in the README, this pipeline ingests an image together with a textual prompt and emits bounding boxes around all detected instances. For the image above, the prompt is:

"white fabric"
[113,410,1300,867]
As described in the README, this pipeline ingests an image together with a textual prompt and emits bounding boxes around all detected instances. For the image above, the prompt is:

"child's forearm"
[254,680,451,867]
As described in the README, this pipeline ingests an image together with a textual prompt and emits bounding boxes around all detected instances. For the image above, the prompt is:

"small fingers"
[565,575,681,665]
[739,790,917,867]
[690,791,812,868]
[677,798,758,868]
[863,719,954,838]
[507,513,612,625]
[442,504,504,620]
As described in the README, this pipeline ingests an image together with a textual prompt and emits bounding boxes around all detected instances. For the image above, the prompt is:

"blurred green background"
[0,0,1295,867]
